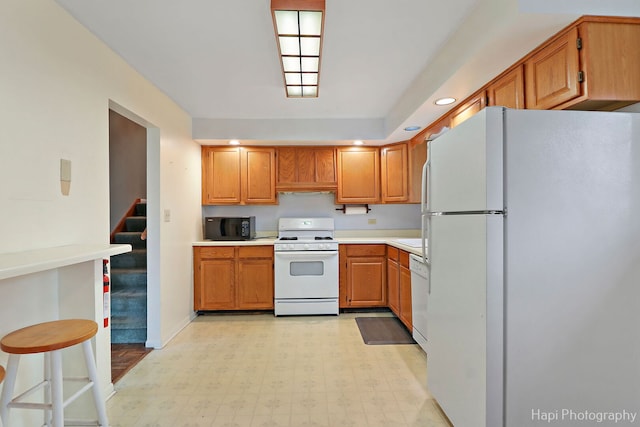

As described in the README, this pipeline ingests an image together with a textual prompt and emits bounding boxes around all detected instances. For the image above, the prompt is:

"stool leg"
[44,352,52,427]
[0,355,20,427]
[50,350,64,427]
[82,340,109,426]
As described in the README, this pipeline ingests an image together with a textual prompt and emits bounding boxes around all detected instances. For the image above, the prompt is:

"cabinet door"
[276,147,297,184]
[242,147,276,204]
[387,258,400,315]
[525,27,580,110]
[197,259,235,310]
[407,139,427,204]
[237,258,274,309]
[336,147,380,203]
[579,21,640,107]
[450,91,486,128]
[201,147,241,205]
[399,264,412,330]
[346,256,386,307]
[487,65,525,109]
[314,148,337,185]
[381,143,408,203]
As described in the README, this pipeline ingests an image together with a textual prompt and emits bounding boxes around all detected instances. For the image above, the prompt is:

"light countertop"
[193,236,424,256]
[0,244,132,281]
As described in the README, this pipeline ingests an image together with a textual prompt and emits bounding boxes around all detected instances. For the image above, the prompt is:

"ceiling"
[55,0,640,146]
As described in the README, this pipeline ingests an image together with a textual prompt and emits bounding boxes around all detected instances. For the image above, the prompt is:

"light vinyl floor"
[107,312,450,427]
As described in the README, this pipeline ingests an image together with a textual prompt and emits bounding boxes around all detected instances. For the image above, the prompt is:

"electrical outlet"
[368,218,377,225]
[164,209,171,222]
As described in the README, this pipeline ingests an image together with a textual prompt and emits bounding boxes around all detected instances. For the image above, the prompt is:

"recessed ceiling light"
[404,126,421,132]
[229,140,240,145]
[353,140,364,145]
[435,97,456,106]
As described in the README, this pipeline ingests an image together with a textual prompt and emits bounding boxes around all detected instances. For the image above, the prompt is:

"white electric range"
[273,218,339,316]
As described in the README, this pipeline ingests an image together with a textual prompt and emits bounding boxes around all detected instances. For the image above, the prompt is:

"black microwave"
[204,216,256,241]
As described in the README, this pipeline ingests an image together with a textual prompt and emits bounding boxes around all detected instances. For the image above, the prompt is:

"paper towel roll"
[344,206,368,215]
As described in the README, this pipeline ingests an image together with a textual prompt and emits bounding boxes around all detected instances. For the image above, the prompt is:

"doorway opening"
[108,108,151,381]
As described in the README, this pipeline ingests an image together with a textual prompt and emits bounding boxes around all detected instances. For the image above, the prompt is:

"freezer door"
[428,107,504,213]
[427,214,503,427]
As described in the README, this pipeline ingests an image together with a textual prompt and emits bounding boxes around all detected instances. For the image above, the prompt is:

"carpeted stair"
[111,202,147,344]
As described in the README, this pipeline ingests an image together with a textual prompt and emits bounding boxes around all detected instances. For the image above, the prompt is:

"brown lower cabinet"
[339,244,387,308]
[194,245,274,310]
[387,247,412,330]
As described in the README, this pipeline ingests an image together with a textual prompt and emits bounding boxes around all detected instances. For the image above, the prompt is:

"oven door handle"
[275,251,338,259]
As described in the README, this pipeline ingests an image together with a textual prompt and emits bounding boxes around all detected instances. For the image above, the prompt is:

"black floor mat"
[355,316,416,345]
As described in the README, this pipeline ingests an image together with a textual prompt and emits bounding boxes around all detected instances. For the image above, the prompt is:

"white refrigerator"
[422,107,640,427]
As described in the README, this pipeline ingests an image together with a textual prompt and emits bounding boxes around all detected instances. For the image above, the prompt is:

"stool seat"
[0,319,97,354]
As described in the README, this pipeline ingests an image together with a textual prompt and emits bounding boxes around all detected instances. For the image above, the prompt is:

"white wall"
[0,0,201,355]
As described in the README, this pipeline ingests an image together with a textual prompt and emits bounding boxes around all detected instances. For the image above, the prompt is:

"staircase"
[110,201,147,344]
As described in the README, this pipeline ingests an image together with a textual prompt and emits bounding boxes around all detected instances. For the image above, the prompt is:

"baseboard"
[145,312,197,349]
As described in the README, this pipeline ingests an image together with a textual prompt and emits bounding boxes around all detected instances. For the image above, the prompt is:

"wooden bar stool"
[0,319,108,427]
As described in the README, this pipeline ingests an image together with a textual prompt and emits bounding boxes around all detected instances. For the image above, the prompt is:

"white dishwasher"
[410,253,429,354]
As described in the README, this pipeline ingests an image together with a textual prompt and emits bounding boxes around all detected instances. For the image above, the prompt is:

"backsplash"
[201,192,420,233]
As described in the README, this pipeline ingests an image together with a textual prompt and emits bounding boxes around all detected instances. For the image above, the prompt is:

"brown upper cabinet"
[202,147,242,204]
[336,147,380,204]
[416,16,640,138]
[449,90,487,128]
[526,17,640,110]
[276,147,336,191]
[487,65,525,109]
[381,143,408,203]
[407,138,427,203]
[525,27,581,110]
[202,146,276,205]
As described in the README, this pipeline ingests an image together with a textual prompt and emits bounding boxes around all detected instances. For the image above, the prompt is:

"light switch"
[60,159,71,181]
[164,209,171,222]
[60,159,71,196]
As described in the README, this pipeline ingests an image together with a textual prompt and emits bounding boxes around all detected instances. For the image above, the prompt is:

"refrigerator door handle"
[421,214,431,266]
[421,160,429,213]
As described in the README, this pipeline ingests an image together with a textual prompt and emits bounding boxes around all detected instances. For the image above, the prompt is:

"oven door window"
[290,261,324,276]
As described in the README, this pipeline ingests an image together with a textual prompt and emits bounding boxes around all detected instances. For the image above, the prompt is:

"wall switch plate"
[60,159,71,181]
[60,159,71,196]
[368,218,377,225]
[164,209,171,222]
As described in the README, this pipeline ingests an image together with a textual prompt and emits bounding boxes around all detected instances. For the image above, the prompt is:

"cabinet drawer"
[345,244,386,257]
[238,246,273,259]
[196,246,235,259]
[387,246,399,261]
[399,250,410,268]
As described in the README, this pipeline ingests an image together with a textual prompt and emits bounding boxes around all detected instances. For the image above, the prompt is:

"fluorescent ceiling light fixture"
[404,126,421,132]
[229,140,240,145]
[435,97,456,106]
[353,140,364,145]
[272,0,325,98]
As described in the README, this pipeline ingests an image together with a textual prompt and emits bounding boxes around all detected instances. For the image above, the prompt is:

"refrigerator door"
[503,109,640,424]
[427,214,504,427]
[428,107,504,213]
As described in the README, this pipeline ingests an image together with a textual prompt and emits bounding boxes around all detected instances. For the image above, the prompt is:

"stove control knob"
[304,243,310,250]
[320,243,327,250]
[288,244,295,250]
